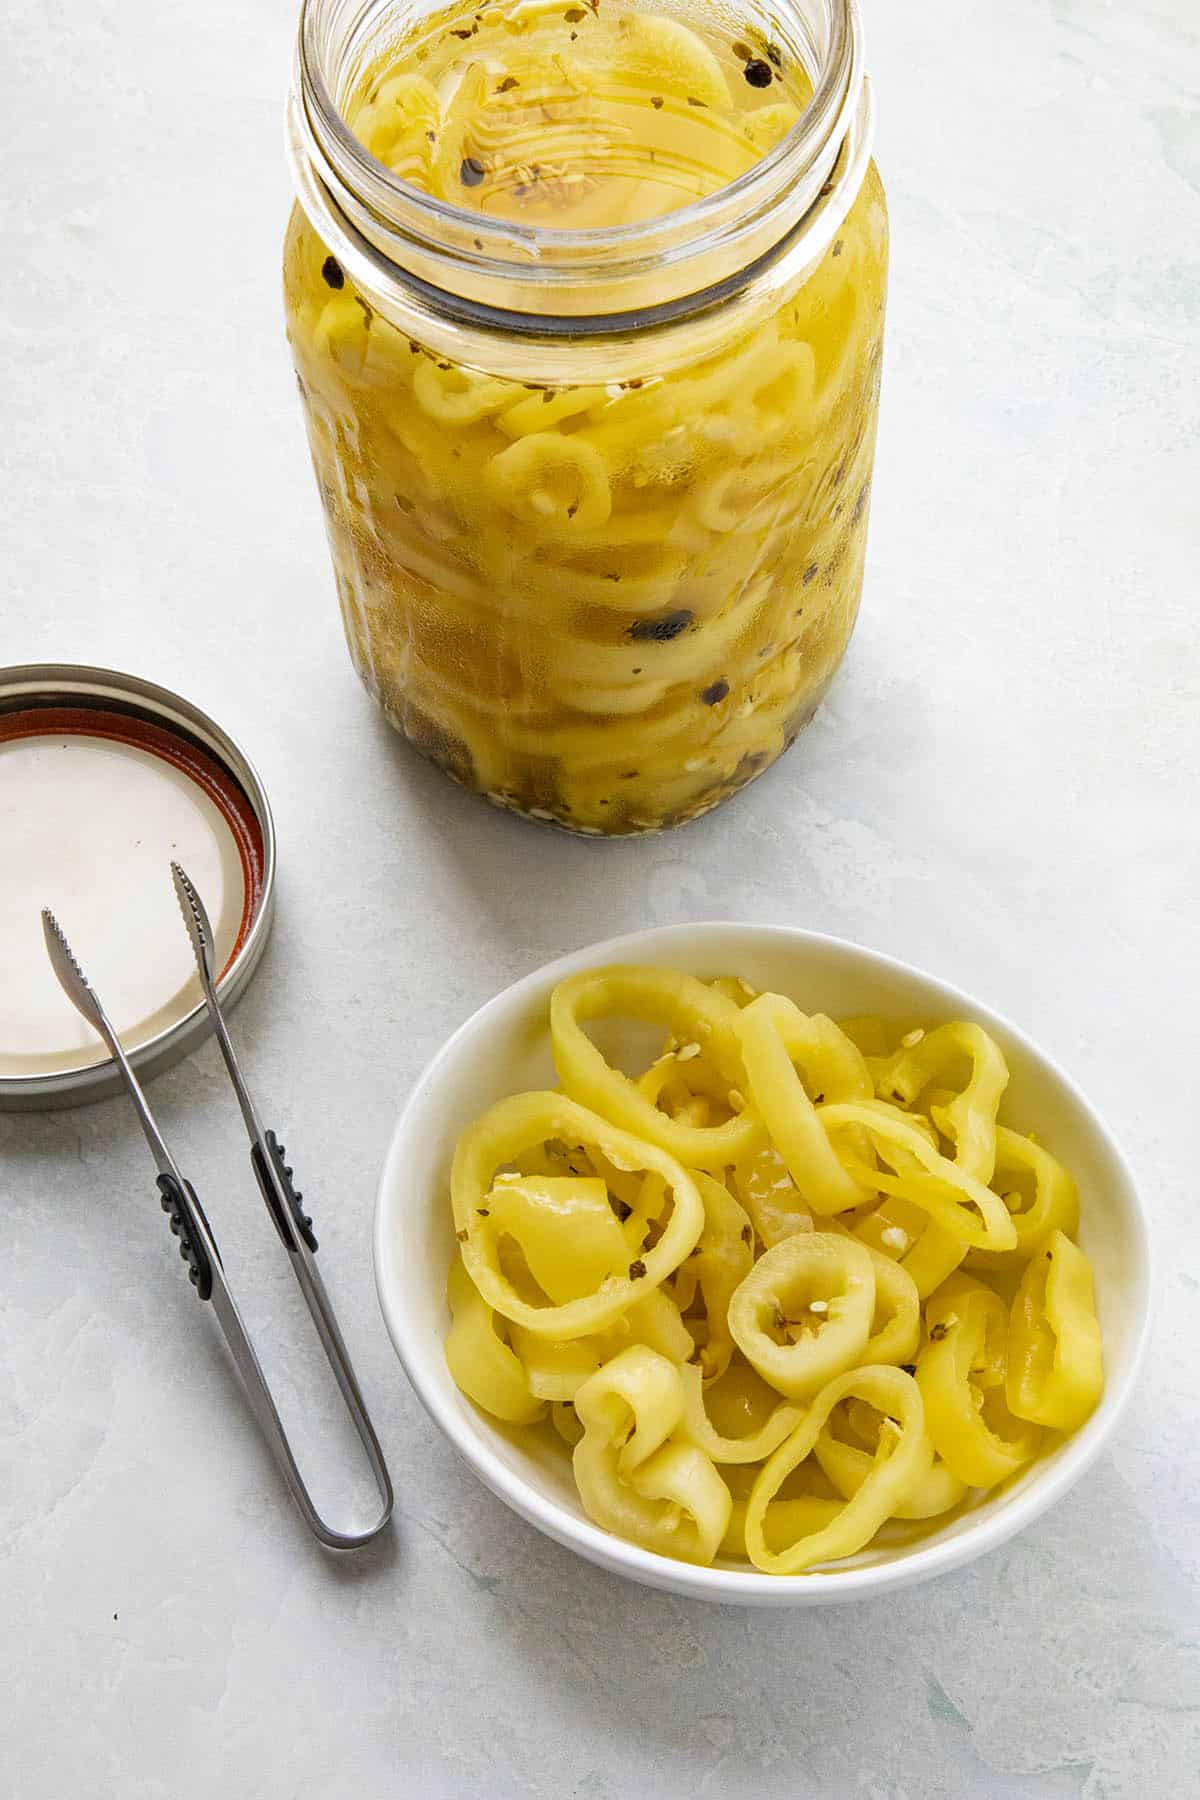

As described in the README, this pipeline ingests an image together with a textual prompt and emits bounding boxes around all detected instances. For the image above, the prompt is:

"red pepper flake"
[650,94,664,109]
[496,75,520,91]
[743,58,772,87]
[687,96,707,107]
[321,255,345,289]
[802,562,819,584]
[476,1206,490,1216]
[766,43,783,68]
[460,156,486,186]
[929,1321,951,1341]
[473,236,483,249]
[426,129,437,143]
[451,26,474,38]
[456,1228,468,1242]
[629,1259,648,1280]
[700,679,730,705]
[832,238,845,257]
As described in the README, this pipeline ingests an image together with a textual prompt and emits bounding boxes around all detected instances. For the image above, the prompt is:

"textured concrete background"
[2,0,1197,1794]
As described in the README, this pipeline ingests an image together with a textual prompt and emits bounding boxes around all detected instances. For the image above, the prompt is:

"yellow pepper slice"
[744,1366,928,1574]
[444,1256,547,1424]
[966,1129,1081,1271]
[720,1495,843,1559]
[508,1326,607,1402]
[852,1194,966,1298]
[510,1286,692,1400]
[819,1098,1019,1252]
[708,974,758,1009]
[726,1232,876,1399]
[916,1274,1039,1487]
[1006,1231,1104,1430]
[861,1246,921,1366]
[668,1172,754,1380]
[573,1347,731,1565]
[482,1174,630,1304]
[551,1400,583,1446]
[874,1022,1009,1184]
[731,1142,814,1247]
[452,1091,704,1338]
[814,1406,966,1519]
[615,1288,696,1365]
[735,994,875,1215]
[675,1361,802,1464]
[550,966,762,1170]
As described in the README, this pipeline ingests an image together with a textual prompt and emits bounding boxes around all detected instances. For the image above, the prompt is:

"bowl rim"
[373,921,1153,1605]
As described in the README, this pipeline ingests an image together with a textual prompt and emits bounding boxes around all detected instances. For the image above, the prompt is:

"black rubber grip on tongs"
[251,1130,318,1254]
[157,1172,214,1300]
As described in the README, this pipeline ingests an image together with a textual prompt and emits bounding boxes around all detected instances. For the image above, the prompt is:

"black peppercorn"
[743,58,772,87]
[459,156,486,187]
[321,255,345,289]
[700,679,730,705]
[628,608,694,642]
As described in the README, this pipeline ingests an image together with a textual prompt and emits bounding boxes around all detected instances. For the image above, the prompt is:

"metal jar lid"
[0,663,276,1111]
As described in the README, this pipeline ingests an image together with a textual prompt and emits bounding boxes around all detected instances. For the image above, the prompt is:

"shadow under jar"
[286,0,887,834]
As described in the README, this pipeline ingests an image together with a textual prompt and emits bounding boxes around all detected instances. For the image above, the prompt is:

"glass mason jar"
[285,0,886,835]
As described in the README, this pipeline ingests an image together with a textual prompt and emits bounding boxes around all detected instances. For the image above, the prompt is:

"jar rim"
[289,0,870,330]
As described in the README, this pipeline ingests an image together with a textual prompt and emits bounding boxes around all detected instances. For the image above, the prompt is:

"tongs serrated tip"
[41,907,101,1027]
[170,860,216,989]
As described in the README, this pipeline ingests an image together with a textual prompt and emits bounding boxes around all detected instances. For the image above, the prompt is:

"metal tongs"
[42,864,393,1549]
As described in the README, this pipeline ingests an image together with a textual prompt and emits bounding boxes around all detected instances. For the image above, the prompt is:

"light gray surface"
[2,0,1197,1794]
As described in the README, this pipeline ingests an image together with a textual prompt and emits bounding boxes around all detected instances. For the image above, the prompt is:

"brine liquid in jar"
[285,0,888,832]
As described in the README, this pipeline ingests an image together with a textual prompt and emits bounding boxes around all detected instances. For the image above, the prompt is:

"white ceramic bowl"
[374,924,1151,1606]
